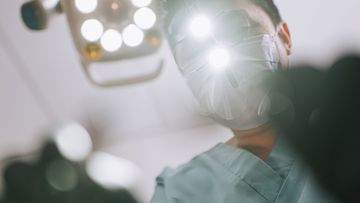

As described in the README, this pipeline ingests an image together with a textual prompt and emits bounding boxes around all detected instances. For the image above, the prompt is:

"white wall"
[0,0,359,202]
[276,0,360,67]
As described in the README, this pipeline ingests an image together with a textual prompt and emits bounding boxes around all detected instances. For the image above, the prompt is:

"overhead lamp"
[81,19,104,42]
[122,24,144,47]
[75,0,97,13]
[101,29,123,52]
[134,7,157,30]
[20,0,163,87]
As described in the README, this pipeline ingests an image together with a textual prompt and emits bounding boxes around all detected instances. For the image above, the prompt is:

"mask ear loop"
[224,27,280,88]
[256,26,284,120]
[270,26,284,68]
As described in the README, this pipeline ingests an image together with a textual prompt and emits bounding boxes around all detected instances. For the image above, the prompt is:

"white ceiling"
[0,0,214,150]
[0,0,359,202]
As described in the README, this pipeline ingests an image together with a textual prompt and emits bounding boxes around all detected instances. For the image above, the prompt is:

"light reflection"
[86,152,141,189]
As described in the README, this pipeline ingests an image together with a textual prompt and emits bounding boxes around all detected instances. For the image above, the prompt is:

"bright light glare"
[131,0,152,7]
[208,47,231,71]
[122,24,144,47]
[55,123,93,162]
[101,29,123,52]
[134,8,156,30]
[75,0,98,13]
[86,152,141,189]
[189,15,211,38]
[81,19,104,42]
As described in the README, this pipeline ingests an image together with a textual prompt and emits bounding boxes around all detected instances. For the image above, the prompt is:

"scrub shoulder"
[151,143,286,203]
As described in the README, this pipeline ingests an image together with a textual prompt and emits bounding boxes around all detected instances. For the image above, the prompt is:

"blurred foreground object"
[21,0,163,87]
[266,55,360,203]
[0,123,140,203]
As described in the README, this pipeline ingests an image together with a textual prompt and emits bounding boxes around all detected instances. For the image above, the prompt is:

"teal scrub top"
[151,139,339,203]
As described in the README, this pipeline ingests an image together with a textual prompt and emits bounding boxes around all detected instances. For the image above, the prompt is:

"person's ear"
[278,22,292,55]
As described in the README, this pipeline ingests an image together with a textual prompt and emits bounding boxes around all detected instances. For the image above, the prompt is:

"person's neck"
[226,124,277,160]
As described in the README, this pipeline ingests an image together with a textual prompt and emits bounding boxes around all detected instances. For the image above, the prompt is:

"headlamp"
[208,47,231,71]
[189,15,212,39]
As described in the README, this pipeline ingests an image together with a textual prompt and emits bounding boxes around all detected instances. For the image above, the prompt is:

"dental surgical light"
[189,15,211,38]
[101,29,123,52]
[208,47,230,71]
[75,0,98,14]
[131,0,152,7]
[123,24,144,47]
[21,0,163,87]
[134,7,156,30]
[81,19,104,42]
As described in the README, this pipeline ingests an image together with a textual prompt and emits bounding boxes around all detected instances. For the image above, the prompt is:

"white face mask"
[168,8,281,130]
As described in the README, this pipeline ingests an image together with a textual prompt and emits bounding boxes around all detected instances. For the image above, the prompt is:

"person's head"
[162,0,292,67]
[238,0,292,67]
[162,0,293,131]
